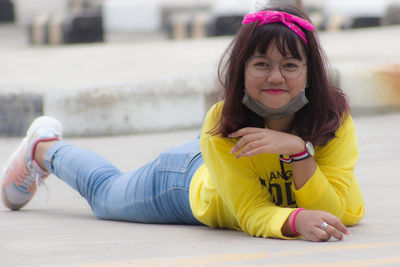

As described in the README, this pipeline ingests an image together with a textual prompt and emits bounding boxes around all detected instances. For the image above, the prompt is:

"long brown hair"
[212,5,349,146]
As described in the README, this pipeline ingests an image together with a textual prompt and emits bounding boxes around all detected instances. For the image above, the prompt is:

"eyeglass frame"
[245,56,307,80]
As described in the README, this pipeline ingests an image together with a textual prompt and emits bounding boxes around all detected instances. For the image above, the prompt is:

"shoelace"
[26,161,50,202]
[37,175,50,204]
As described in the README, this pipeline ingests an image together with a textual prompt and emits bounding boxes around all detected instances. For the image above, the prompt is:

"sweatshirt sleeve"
[200,103,296,239]
[292,115,364,224]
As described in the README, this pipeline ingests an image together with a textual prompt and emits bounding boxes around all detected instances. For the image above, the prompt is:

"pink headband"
[242,11,314,44]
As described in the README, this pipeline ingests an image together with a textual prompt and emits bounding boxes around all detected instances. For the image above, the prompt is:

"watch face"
[306,141,315,156]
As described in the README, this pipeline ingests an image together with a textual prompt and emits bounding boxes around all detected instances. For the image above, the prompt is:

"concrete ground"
[1,112,400,267]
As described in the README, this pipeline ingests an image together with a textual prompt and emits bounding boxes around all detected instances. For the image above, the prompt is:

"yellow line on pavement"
[80,242,400,267]
[170,252,270,267]
[208,256,400,267]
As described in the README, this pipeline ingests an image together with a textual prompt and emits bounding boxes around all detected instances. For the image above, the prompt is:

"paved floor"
[1,112,400,266]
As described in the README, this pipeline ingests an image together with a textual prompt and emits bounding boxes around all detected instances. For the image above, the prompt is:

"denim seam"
[129,187,189,205]
[168,187,190,192]
[156,151,201,173]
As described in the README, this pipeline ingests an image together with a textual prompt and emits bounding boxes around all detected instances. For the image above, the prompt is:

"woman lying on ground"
[2,5,364,242]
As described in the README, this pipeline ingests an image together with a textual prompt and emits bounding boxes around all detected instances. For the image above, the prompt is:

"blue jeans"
[43,139,203,225]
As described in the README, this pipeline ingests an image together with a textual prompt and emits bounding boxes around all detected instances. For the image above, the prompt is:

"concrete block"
[29,12,51,44]
[325,14,347,31]
[103,0,161,33]
[167,12,192,40]
[339,63,400,115]
[160,3,209,32]
[13,0,67,26]
[208,15,242,36]
[351,17,381,29]
[63,10,103,44]
[383,4,400,25]
[28,9,103,45]
[0,93,43,136]
[68,0,102,12]
[190,11,210,39]
[44,76,216,136]
[165,10,211,39]
[0,0,15,23]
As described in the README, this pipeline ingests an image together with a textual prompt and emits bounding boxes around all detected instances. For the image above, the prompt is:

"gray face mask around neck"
[242,89,308,120]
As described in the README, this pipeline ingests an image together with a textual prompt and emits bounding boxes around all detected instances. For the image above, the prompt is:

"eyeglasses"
[246,56,307,80]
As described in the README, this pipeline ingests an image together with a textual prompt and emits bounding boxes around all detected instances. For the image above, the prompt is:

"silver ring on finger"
[321,221,329,231]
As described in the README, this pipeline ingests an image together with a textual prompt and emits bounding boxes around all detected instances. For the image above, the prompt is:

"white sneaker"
[2,116,63,210]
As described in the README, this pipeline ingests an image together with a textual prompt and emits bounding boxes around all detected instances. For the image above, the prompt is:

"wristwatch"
[279,141,314,163]
[305,141,315,156]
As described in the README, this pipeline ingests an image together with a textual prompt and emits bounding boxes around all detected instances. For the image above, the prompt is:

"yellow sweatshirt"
[189,102,365,239]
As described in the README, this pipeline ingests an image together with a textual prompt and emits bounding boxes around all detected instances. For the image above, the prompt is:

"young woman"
[2,5,364,242]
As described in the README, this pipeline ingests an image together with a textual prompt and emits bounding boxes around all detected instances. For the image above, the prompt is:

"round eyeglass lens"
[247,57,306,79]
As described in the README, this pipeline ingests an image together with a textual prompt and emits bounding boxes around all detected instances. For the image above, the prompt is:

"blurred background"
[1,0,400,137]
[1,0,400,45]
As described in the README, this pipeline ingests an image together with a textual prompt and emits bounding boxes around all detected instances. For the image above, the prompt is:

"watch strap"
[291,150,311,161]
[279,141,313,163]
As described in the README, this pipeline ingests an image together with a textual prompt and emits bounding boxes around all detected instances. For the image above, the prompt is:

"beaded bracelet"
[290,208,305,236]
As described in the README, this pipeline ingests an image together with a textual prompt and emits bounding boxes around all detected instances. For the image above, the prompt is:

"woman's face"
[244,41,308,110]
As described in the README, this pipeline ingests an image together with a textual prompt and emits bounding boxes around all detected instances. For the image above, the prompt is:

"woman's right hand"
[294,209,350,242]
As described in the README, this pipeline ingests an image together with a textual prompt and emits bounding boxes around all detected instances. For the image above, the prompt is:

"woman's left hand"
[293,209,350,242]
[229,127,304,158]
